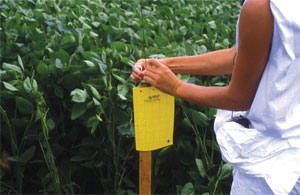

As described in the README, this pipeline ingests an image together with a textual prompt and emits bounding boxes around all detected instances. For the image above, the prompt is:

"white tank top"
[245,0,300,139]
[214,0,300,193]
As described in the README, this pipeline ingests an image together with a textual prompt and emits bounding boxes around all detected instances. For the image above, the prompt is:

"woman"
[131,0,300,194]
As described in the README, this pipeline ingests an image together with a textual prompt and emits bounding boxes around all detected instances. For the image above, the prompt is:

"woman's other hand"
[143,59,182,96]
[130,59,147,82]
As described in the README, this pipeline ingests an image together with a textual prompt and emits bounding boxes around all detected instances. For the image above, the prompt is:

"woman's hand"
[143,59,183,96]
[130,59,147,82]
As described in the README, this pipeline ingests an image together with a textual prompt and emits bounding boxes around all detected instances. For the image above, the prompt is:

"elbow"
[226,85,256,111]
[236,101,252,111]
[232,95,254,111]
[226,88,253,111]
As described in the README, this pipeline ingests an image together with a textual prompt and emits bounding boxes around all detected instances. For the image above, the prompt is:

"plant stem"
[0,181,21,195]
[19,113,35,152]
[0,106,24,192]
[213,177,220,195]
[39,108,62,194]
[0,106,18,155]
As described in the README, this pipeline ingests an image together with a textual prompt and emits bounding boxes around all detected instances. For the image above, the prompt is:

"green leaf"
[17,55,24,71]
[8,146,36,163]
[92,22,100,28]
[87,116,98,127]
[90,86,101,100]
[181,118,193,129]
[16,96,34,114]
[117,84,129,100]
[47,119,55,130]
[111,41,127,52]
[90,31,98,37]
[97,61,106,75]
[117,123,134,137]
[223,38,230,48]
[96,114,102,122]
[2,63,22,73]
[123,178,136,188]
[121,57,135,67]
[219,163,233,180]
[70,155,90,162]
[32,79,38,91]
[83,60,95,67]
[0,91,14,99]
[24,77,32,93]
[178,74,190,82]
[149,54,166,59]
[5,29,18,40]
[195,158,207,178]
[61,34,76,48]
[181,182,194,195]
[11,118,28,127]
[112,73,126,84]
[184,107,209,126]
[81,51,99,60]
[55,58,63,69]
[70,88,88,103]
[102,50,106,63]
[37,62,49,76]
[0,70,6,81]
[192,111,209,126]
[208,20,216,30]
[87,116,99,134]
[112,108,129,125]
[21,146,36,162]
[71,103,87,120]
[3,81,18,91]
[51,49,70,64]
[198,45,207,54]
[93,98,101,106]
[187,170,201,181]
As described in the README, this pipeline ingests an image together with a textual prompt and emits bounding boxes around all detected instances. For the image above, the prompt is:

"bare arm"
[131,46,236,81]
[159,46,236,75]
[143,0,273,111]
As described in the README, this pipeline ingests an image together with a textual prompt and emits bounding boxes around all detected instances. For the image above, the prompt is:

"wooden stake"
[139,83,151,194]
[139,151,151,194]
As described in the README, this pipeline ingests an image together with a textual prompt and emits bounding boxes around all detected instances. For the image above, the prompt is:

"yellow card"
[133,86,175,151]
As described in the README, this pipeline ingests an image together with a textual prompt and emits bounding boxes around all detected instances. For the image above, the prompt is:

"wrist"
[174,80,185,98]
[158,58,170,67]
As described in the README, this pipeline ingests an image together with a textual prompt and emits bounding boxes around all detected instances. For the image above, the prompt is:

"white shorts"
[231,169,300,195]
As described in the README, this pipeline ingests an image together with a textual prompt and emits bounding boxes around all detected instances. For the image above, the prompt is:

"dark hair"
[241,0,245,5]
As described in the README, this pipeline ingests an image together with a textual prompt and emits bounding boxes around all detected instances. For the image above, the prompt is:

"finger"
[136,59,147,69]
[132,71,140,78]
[131,72,143,81]
[132,66,141,74]
[133,61,144,70]
[132,67,143,78]
[130,74,139,82]
[131,72,142,80]
[148,58,164,68]
[143,75,156,87]
[143,69,157,80]
[144,63,157,74]
[130,74,136,81]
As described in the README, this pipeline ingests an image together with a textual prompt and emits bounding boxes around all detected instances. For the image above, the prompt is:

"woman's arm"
[143,0,273,111]
[159,46,236,75]
[131,46,236,81]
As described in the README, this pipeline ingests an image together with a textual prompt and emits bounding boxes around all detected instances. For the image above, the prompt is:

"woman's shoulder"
[241,0,270,17]
[239,0,272,32]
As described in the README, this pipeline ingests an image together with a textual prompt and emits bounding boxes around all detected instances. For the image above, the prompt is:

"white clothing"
[231,169,300,195]
[214,0,300,194]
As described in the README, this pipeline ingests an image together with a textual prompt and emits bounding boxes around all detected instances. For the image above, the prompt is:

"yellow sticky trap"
[133,86,175,151]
